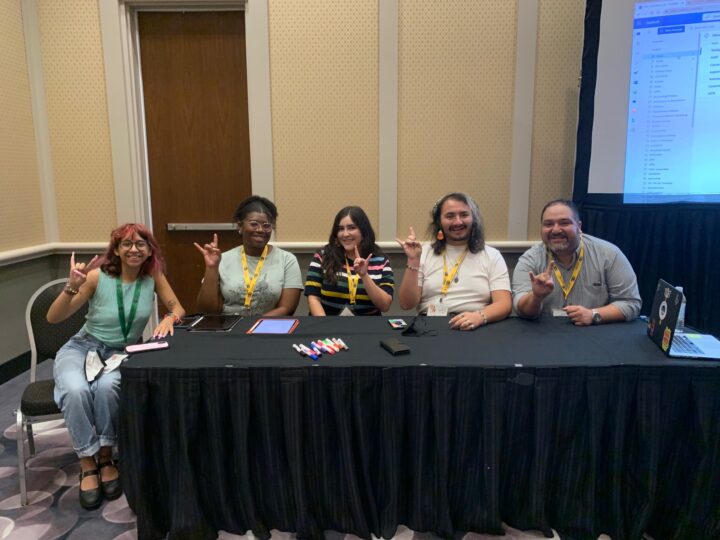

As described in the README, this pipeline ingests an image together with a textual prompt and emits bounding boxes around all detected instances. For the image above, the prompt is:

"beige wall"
[397,0,516,242]
[36,0,116,240]
[1,0,584,250]
[268,0,379,241]
[527,0,585,239]
[0,0,45,251]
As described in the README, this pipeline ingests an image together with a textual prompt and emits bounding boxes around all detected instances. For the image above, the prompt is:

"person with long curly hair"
[396,192,511,330]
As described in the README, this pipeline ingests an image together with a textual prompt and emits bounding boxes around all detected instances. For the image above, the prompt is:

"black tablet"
[189,314,242,332]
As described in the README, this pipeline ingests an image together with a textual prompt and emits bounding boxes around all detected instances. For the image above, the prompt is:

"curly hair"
[232,195,278,234]
[100,223,165,277]
[321,206,383,284]
[428,192,485,254]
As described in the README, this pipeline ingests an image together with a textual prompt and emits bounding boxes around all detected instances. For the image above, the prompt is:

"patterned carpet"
[0,361,583,540]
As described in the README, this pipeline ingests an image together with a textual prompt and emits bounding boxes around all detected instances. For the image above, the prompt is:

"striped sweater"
[304,249,394,315]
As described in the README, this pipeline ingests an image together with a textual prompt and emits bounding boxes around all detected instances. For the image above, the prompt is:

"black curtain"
[573,0,720,336]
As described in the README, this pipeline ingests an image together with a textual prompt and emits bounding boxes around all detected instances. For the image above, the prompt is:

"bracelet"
[164,312,181,324]
[477,310,488,326]
[406,264,420,272]
[63,285,79,296]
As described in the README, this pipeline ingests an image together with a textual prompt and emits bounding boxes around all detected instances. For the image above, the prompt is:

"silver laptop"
[647,279,720,360]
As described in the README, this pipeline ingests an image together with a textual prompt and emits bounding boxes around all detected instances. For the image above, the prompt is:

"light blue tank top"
[83,271,155,347]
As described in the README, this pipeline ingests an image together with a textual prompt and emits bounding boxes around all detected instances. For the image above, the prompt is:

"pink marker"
[298,344,319,361]
[314,340,335,355]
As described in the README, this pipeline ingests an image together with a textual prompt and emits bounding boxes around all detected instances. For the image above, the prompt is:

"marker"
[332,338,348,350]
[292,344,305,356]
[313,341,332,354]
[310,344,323,356]
[298,344,319,361]
[314,340,335,354]
[336,338,349,350]
[323,339,340,352]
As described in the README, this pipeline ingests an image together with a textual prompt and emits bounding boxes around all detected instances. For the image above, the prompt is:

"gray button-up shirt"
[511,234,642,320]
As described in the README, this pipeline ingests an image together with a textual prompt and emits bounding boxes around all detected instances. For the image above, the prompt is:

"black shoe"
[78,468,102,510]
[98,459,122,501]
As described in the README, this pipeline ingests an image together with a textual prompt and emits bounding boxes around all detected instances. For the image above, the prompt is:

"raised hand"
[395,226,422,262]
[529,260,555,299]
[193,233,222,268]
[352,246,371,278]
[69,252,101,290]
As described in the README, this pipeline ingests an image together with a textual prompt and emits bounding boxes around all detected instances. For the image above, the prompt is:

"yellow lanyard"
[547,240,585,304]
[240,245,268,308]
[345,260,359,305]
[440,248,468,299]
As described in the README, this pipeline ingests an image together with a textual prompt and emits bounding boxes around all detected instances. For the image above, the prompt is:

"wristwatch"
[591,309,602,325]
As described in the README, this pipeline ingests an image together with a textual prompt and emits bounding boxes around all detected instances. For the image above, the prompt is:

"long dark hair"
[428,192,485,254]
[321,206,382,283]
[101,223,165,277]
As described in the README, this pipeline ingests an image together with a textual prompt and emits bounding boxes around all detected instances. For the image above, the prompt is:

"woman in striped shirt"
[305,206,394,316]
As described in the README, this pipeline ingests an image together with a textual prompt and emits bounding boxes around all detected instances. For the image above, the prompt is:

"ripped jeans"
[53,331,123,458]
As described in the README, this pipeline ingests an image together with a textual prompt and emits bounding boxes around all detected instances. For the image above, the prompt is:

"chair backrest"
[25,278,89,383]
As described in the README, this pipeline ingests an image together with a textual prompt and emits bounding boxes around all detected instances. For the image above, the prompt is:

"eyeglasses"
[119,240,149,250]
[240,220,275,232]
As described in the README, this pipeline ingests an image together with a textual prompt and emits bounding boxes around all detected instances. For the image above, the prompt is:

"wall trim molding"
[21,0,59,243]
[98,0,272,228]
[507,0,539,240]
[0,243,106,266]
[0,240,534,267]
[378,0,398,242]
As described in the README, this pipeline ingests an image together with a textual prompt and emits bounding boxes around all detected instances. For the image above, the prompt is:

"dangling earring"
[437,230,444,241]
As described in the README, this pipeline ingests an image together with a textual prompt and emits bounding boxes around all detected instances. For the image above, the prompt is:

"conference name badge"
[552,308,568,317]
[427,303,448,317]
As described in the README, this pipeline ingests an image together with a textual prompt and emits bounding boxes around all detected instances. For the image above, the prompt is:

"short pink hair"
[100,223,165,277]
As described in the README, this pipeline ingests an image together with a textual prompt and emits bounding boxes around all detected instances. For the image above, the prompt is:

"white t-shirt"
[417,243,511,314]
[218,245,303,316]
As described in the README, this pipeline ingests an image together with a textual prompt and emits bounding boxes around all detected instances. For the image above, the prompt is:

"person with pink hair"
[47,223,185,510]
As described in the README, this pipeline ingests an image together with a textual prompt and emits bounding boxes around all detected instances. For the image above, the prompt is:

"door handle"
[166,223,236,231]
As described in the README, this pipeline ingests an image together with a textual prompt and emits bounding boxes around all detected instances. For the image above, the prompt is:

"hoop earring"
[437,230,444,241]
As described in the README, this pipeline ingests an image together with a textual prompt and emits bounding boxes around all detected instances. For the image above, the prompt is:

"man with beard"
[397,192,512,331]
[512,200,641,325]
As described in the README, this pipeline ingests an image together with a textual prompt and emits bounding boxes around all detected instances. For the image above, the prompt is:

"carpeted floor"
[0,360,598,540]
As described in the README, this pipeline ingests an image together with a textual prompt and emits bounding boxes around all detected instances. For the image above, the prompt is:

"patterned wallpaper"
[396,0,517,242]
[0,0,45,250]
[268,0,380,241]
[527,0,585,239]
[2,1,586,251]
[37,0,116,241]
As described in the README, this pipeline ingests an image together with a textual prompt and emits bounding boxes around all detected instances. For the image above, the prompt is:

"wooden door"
[138,11,251,313]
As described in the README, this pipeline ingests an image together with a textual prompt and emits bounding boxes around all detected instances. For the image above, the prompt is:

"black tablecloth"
[119,317,720,540]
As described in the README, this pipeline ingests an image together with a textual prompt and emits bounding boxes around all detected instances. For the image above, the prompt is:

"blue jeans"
[53,331,123,458]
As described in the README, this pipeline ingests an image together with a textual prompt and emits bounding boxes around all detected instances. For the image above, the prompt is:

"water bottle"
[676,286,686,331]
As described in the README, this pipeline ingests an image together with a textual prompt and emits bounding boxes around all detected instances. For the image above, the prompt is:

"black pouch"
[380,338,411,356]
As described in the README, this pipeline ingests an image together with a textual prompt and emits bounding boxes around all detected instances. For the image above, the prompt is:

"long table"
[119,317,720,540]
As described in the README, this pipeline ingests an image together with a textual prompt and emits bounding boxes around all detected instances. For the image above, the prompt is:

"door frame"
[98,0,274,227]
